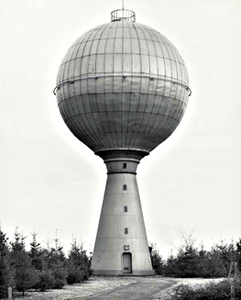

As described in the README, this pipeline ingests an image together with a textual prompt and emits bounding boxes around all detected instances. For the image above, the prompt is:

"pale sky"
[1,0,241,258]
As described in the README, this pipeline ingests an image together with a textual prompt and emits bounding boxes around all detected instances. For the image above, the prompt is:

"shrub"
[52,265,68,289]
[67,266,84,285]
[35,270,55,292]
[169,278,241,300]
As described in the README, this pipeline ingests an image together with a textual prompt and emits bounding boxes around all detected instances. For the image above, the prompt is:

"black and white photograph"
[1,0,241,299]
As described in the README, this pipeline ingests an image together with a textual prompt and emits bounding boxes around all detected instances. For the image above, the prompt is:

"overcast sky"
[1,0,240,258]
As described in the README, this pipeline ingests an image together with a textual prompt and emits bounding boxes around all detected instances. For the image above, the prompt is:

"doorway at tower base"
[91,250,155,276]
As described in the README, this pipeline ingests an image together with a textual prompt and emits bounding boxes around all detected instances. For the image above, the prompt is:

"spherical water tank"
[55,10,191,157]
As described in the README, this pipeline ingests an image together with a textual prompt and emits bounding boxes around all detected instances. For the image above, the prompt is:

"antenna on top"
[122,0,124,10]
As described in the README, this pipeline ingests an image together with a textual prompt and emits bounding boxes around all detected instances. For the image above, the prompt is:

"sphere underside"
[56,20,190,154]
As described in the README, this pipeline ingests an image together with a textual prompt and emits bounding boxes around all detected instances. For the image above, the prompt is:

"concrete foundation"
[91,151,154,275]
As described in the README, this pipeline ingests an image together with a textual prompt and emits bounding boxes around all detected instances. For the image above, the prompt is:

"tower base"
[92,270,155,276]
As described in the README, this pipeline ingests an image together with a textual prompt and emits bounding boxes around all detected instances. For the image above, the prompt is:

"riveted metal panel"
[132,54,141,73]
[130,92,140,112]
[106,39,115,53]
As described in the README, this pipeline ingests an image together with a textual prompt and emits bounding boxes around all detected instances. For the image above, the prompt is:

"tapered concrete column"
[92,151,154,275]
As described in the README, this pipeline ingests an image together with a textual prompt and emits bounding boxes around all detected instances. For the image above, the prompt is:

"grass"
[165,277,241,300]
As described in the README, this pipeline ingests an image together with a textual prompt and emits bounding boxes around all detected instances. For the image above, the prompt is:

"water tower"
[54,8,191,275]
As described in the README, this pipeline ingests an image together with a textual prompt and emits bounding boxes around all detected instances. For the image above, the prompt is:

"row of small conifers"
[0,229,92,299]
[151,237,241,299]
[1,229,241,299]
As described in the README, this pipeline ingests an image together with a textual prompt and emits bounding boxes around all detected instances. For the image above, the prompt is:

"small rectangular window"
[124,227,128,234]
[123,184,127,191]
[123,163,127,169]
[124,206,128,212]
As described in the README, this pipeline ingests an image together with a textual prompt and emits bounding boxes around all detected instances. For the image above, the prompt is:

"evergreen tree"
[46,235,67,289]
[196,242,210,278]
[172,232,200,277]
[10,229,39,296]
[205,248,227,278]
[206,239,236,277]
[67,240,92,284]
[52,261,68,289]
[150,243,164,275]
[0,230,15,299]
[29,232,43,271]
[236,238,241,272]
[175,244,200,277]
[28,232,56,291]
[164,251,177,277]
[37,270,55,292]
[214,239,233,274]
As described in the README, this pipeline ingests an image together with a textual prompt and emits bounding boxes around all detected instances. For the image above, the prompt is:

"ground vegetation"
[168,277,241,300]
[0,228,92,299]
[151,233,241,279]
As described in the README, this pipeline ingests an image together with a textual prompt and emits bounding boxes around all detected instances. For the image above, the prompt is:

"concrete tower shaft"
[92,152,154,275]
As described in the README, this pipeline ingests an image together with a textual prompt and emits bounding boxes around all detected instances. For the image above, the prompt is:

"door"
[123,253,132,274]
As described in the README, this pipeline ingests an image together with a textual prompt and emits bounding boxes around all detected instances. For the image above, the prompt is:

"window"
[123,163,127,169]
[124,228,128,234]
[123,184,127,191]
[124,206,128,212]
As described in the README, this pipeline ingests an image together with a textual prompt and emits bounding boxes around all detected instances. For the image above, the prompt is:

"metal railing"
[111,9,136,22]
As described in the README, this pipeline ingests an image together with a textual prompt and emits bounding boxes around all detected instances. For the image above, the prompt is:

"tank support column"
[91,150,154,275]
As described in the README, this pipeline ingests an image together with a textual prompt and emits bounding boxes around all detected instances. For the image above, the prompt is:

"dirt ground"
[70,276,178,300]
[12,276,178,300]
[12,276,222,300]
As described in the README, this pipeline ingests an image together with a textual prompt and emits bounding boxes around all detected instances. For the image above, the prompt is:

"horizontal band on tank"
[95,148,149,154]
[95,148,149,160]
[53,74,192,96]
[107,171,137,175]
[104,158,140,163]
